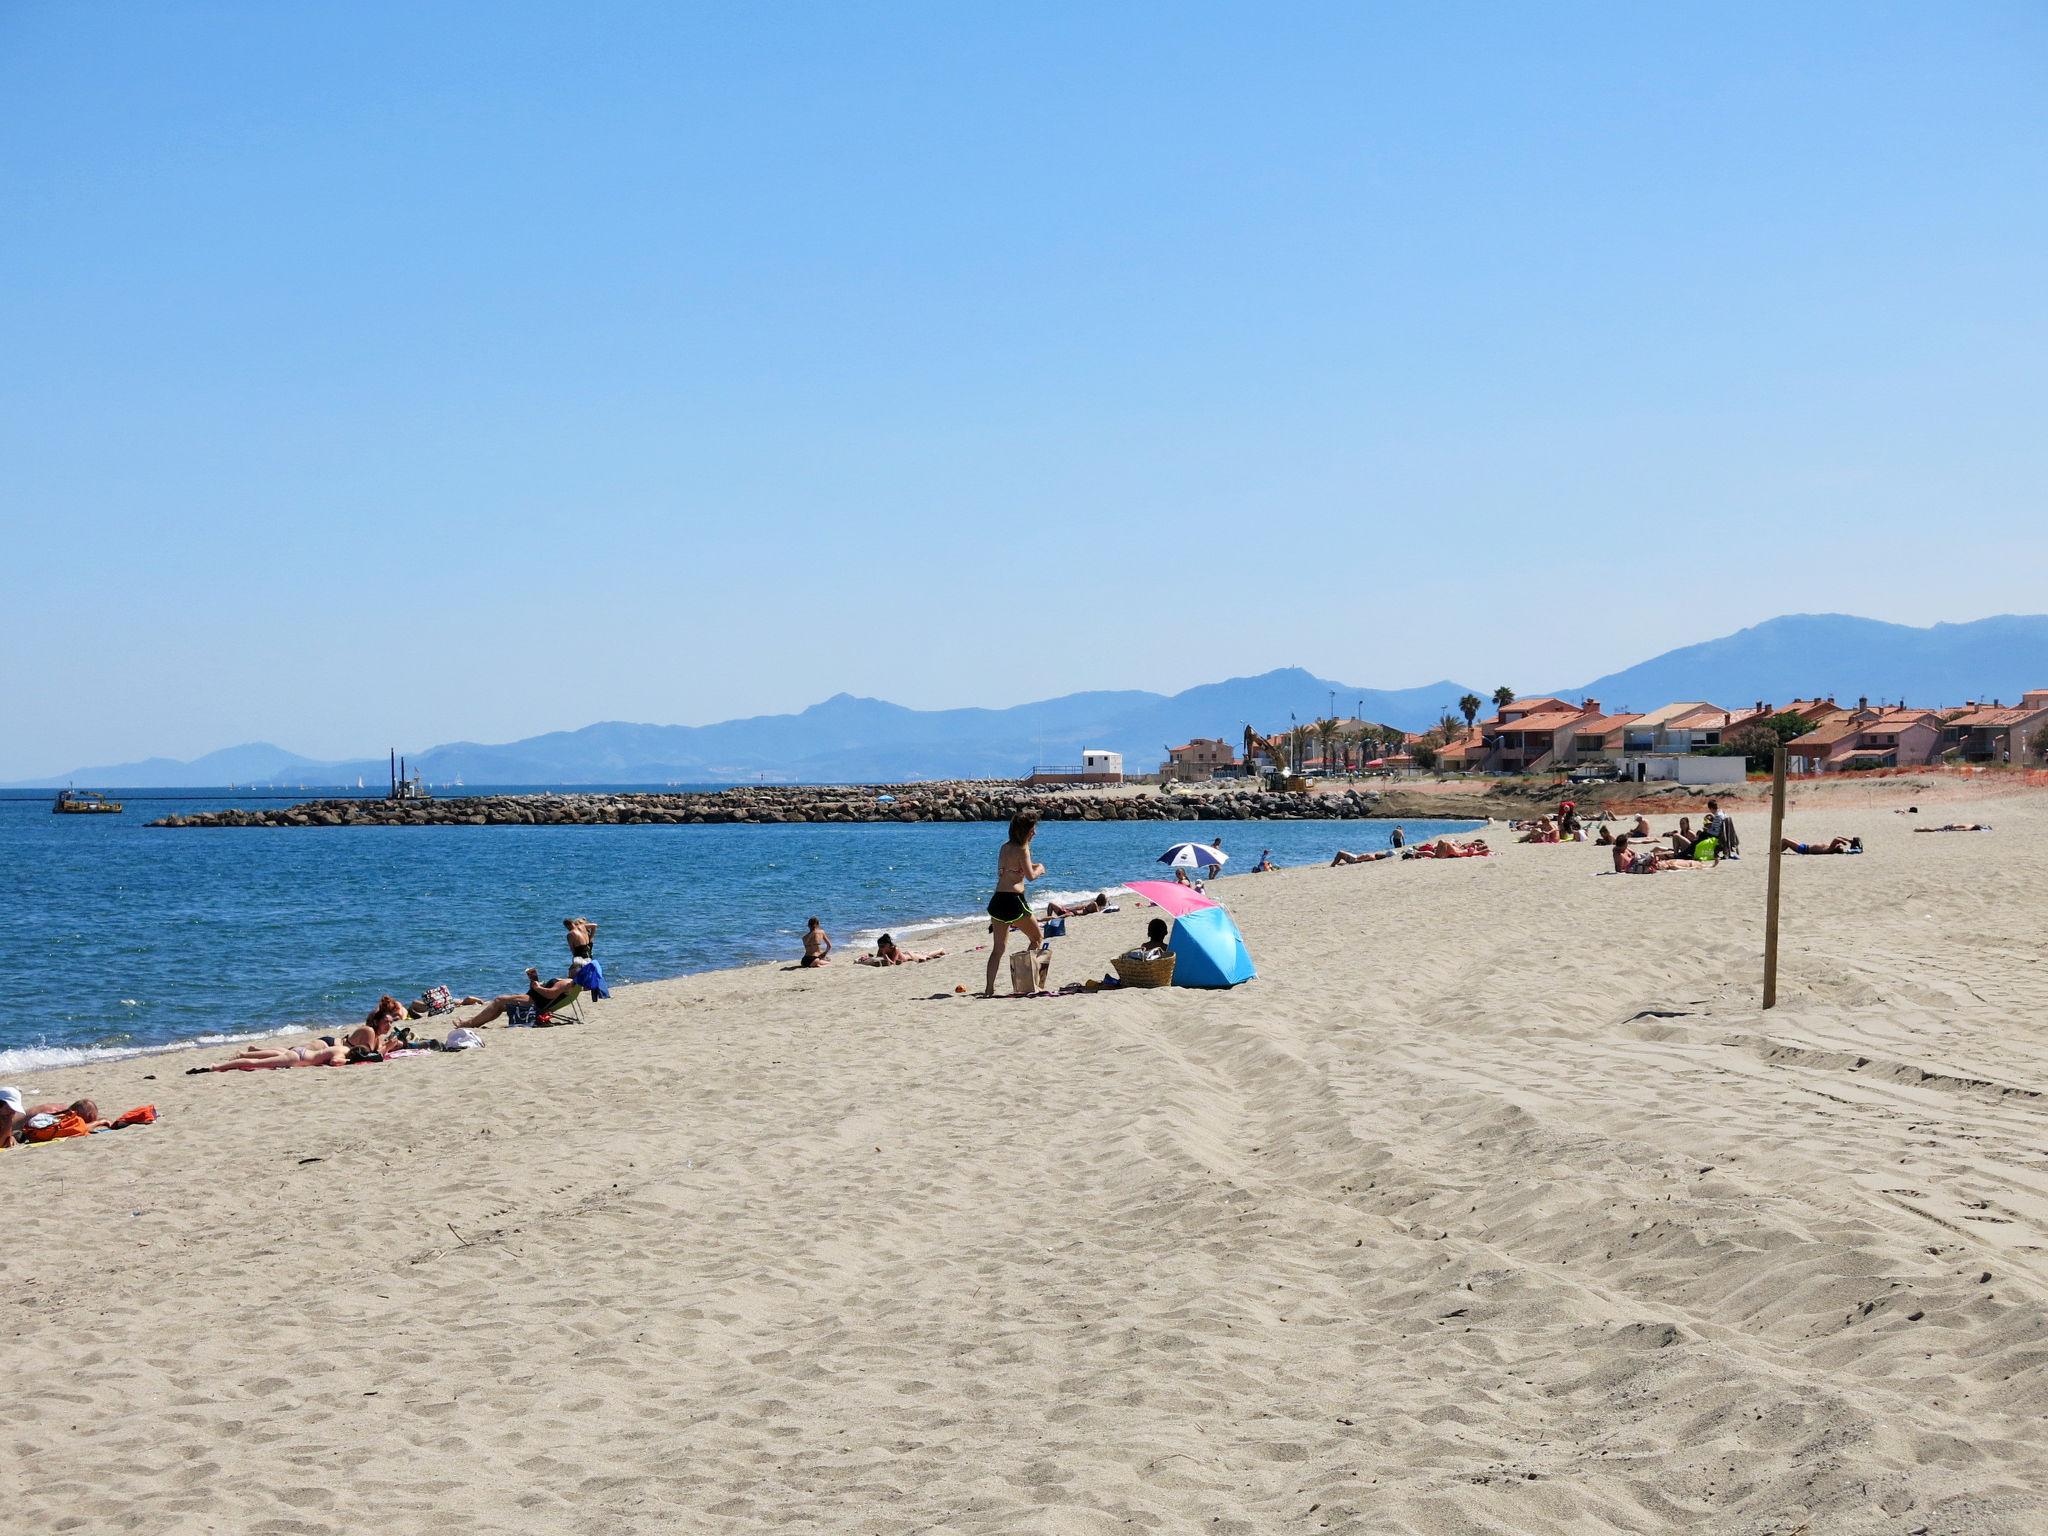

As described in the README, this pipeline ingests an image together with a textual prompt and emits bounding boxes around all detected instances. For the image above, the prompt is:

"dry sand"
[5,795,2046,1533]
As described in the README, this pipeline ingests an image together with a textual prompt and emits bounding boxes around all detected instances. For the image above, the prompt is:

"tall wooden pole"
[1763,746,1788,1009]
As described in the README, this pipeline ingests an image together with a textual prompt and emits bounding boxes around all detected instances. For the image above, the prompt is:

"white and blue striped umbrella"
[1159,842,1228,869]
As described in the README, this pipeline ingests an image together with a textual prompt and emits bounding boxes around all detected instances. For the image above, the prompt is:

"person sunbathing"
[1595,825,1616,845]
[3,1094,109,1143]
[801,917,833,967]
[461,966,584,1028]
[1045,893,1111,918]
[856,933,945,966]
[1612,834,1699,874]
[1627,815,1652,839]
[1172,867,1204,889]
[1404,837,1491,859]
[1913,823,1993,833]
[1330,848,1391,865]
[405,986,485,1019]
[1518,817,1560,844]
[1781,835,1862,855]
[191,1039,352,1072]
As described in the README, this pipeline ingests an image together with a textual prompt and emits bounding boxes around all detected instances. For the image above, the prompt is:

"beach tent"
[1166,905,1257,988]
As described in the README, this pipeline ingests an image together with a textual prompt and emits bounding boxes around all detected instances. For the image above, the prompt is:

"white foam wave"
[0,1023,305,1078]
[847,886,1135,948]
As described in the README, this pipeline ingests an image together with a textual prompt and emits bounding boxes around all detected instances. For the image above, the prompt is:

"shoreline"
[3,823,1487,1077]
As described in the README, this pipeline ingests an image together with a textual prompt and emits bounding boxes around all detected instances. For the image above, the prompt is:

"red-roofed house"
[1474,698,1604,772]
[1940,691,2048,766]
[1787,706,1945,773]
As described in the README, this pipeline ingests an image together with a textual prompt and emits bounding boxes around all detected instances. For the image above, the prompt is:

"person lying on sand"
[1330,848,1392,865]
[1913,823,1993,833]
[191,1039,352,1072]
[856,933,945,966]
[405,987,486,1019]
[459,966,585,1028]
[1595,824,1616,845]
[801,917,833,967]
[1403,837,1491,859]
[2,1091,110,1144]
[1045,893,1111,918]
[1780,836,1862,855]
[1612,834,1700,874]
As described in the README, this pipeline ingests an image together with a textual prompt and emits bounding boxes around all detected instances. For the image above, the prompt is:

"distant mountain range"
[15,613,2047,788]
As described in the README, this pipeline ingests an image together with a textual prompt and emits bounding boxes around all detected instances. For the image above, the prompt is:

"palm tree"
[1459,693,1482,727]
[1317,718,1339,774]
[1492,685,1516,712]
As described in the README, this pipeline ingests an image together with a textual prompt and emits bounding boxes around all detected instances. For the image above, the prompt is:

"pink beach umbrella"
[1125,879,1219,917]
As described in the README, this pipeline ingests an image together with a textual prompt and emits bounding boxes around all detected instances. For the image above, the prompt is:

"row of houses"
[1435,690,2048,778]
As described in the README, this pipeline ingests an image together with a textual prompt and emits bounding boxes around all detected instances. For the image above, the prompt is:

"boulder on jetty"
[148,780,1476,829]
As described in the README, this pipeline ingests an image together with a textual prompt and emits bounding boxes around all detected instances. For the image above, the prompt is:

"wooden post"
[1762,746,1788,1008]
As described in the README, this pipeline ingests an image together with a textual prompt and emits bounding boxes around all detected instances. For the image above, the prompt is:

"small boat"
[54,788,123,815]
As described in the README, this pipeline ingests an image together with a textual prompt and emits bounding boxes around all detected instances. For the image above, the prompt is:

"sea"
[4,786,1481,1074]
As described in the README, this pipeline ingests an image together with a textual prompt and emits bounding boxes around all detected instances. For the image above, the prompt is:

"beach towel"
[572,959,611,1000]
[24,1111,91,1142]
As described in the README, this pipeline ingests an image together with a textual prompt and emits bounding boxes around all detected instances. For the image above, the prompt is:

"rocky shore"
[149,781,1486,828]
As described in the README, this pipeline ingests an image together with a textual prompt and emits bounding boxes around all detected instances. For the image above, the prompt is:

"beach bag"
[1043,918,1067,937]
[1111,951,1177,989]
[421,985,455,1015]
[1691,836,1718,862]
[24,1111,90,1143]
[1009,950,1036,996]
[444,1027,485,1051]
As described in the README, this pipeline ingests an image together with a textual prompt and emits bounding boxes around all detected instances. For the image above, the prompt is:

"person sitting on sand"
[1781,835,1863,855]
[1129,917,1172,960]
[1702,799,1738,859]
[1558,801,1582,837]
[1595,824,1615,846]
[1330,848,1392,865]
[1172,866,1204,889]
[1627,815,1652,839]
[1518,816,1560,844]
[984,814,1045,998]
[1253,850,1275,872]
[1913,823,1993,833]
[1045,893,1111,918]
[457,965,586,1028]
[801,917,833,967]
[1666,817,1698,859]
[856,933,945,966]
[192,1039,353,1072]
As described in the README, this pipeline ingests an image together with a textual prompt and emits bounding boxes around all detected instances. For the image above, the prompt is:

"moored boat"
[53,788,124,814]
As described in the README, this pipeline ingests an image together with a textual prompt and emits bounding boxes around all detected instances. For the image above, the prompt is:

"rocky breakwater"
[150,781,1464,828]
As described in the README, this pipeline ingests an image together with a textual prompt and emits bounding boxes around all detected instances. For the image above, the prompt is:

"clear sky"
[4,2,2045,776]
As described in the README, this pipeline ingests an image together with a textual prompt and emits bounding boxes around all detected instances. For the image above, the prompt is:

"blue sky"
[4,2,2044,776]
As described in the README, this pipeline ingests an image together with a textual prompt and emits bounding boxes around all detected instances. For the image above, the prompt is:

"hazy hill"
[12,669,1476,787]
[1553,613,2048,714]
[21,614,2046,788]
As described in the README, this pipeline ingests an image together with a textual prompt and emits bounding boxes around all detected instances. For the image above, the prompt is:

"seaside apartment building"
[1938,691,2048,766]
[1786,702,1946,773]
[1160,738,1239,780]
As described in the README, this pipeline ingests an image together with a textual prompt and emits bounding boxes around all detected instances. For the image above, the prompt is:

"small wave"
[847,886,1136,948]
[0,1023,304,1078]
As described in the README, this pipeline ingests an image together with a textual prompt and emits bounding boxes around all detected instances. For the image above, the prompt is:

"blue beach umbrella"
[1159,842,1228,869]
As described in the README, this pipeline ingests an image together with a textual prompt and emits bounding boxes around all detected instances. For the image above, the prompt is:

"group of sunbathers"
[188,917,605,1072]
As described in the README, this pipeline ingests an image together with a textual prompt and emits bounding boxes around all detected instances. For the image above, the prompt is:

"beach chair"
[506,984,584,1028]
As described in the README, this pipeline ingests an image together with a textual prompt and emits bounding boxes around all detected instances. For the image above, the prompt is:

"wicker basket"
[1111,951,1176,988]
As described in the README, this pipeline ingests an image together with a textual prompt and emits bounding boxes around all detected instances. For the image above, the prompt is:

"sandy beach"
[7,790,2047,1534]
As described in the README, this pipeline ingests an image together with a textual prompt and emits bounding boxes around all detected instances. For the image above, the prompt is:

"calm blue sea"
[4,787,1479,1072]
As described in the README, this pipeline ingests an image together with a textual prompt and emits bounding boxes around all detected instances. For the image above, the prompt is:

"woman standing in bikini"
[983,814,1044,998]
